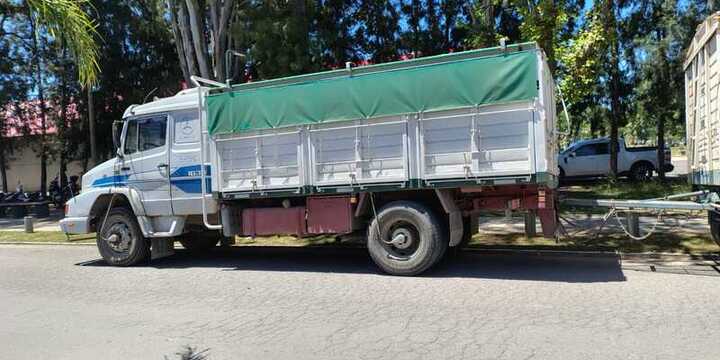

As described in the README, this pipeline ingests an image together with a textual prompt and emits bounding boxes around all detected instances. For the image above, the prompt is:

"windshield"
[560,142,580,154]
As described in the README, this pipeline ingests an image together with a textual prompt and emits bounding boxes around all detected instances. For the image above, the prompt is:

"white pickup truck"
[558,138,673,181]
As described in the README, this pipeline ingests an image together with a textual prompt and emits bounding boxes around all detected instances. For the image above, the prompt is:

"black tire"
[10,206,27,219]
[558,167,566,184]
[96,207,149,266]
[710,211,720,246]
[367,201,448,276]
[630,162,653,181]
[178,232,221,251]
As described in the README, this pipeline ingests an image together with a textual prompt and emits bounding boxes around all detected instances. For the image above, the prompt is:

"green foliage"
[5,0,718,168]
[464,0,712,148]
[626,0,702,145]
[26,0,100,87]
[233,1,318,79]
[88,0,184,158]
[565,178,692,200]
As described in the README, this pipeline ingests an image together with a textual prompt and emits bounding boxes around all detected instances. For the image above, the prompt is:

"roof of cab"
[122,88,198,119]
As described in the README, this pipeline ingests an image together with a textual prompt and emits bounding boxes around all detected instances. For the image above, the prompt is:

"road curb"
[0,242,95,246]
[0,242,716,261]
[459,247,720,261]
[459,247,620,258]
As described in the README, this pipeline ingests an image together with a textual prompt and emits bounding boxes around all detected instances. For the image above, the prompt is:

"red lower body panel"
[242,207,306,237]
[239,196,354,237]
[306,196,353,234]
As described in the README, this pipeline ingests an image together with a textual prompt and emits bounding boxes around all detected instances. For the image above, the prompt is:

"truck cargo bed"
[205,43,558,198]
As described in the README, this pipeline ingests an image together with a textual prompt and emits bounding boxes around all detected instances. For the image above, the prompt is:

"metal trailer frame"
[563,191,720,211]
[561,191,720,240]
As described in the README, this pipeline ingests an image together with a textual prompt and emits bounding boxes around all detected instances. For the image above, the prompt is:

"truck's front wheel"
[96,207,149,266]
[367,201,447,276]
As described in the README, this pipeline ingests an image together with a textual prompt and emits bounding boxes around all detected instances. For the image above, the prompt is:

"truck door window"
[594,143,609,155]
[124,120,138,155]
[575,143,609,156]
[138,116,167,152]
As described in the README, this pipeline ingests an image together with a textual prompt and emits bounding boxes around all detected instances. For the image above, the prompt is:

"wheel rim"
[103,221,134,254]
[379,220,421,260]
[635,165,651,181]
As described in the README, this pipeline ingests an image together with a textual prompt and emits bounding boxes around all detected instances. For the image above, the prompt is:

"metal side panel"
[216,130,303,192]
[309,115,408,186]
[420,103,536,181]
[534,50,558,177]
[686,29,720,186]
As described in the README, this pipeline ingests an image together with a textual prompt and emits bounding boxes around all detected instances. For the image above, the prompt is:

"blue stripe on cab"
[91,165,211,194]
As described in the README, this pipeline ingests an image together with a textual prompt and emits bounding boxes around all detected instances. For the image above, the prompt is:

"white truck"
[684,12,720,244]
[558,138,673,181]
[60,42,560,275]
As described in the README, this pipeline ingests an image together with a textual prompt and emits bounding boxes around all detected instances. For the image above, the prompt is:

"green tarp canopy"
[207,43,539,136]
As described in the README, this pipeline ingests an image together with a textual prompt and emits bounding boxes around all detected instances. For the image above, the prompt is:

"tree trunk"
[29,15,48,195]
[656,41,669,181]
[213,0,235,83]
[210,0,220,79]
[177,0,199,79]
[88,86,97,165]
[0,142,7,193]
[167,0,192,86]
[59,46,71,201]
[657,115,666,180]
[605,0,621,179]
[185,0,212,79]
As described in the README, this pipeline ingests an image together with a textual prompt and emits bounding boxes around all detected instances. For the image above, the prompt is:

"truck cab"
[60,88,219,261]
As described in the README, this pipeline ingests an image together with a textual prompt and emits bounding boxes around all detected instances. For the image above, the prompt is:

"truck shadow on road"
[78,246,627,283]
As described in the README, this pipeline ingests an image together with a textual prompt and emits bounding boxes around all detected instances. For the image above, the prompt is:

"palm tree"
[25,0,101,185]
[26,0,100,87]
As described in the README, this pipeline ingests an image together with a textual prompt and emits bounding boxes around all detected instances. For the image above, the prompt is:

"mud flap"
[448,211,464,247]
[151,238,175,260]
[537,209,557,239]
[434,189,465,247]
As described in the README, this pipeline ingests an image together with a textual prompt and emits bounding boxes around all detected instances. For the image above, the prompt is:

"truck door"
[168,109,204,215]
[122,115,172,216]
[565,142,610,176]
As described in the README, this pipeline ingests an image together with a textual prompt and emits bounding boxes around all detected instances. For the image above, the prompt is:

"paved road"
[2,245,720,360]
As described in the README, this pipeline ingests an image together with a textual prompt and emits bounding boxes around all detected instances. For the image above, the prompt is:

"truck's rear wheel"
[367,201,447,276]
[630,162,653,181]
[96,207,149,266]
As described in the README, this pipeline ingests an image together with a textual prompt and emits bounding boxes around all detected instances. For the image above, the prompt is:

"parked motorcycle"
[49,175,80,207]
[0,190,30,218]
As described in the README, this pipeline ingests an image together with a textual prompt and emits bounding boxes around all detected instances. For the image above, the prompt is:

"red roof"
[2,99,80,138]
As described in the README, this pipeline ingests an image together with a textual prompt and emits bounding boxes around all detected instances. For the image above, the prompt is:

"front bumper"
[59,216,91,234]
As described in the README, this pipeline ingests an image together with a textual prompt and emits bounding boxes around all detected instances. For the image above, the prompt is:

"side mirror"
[570,152,577,158]
[112,120,123,155]
[116,147,124,159]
